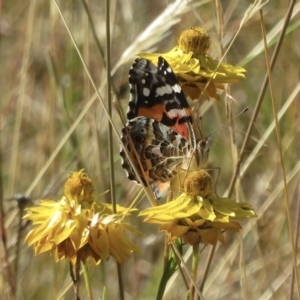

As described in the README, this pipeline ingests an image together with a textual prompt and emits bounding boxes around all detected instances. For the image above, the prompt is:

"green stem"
[81,262,93,300]
[190,243,200,300]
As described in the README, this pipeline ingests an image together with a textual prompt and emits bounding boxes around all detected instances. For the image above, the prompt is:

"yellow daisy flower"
[139,170,256,245]
[137,26,246,101]
[24,170,141,265]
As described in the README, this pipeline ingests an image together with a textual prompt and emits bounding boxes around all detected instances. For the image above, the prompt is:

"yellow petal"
[165,224,190,240]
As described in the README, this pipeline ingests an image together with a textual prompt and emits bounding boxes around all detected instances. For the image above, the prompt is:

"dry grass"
[1,0,300,299]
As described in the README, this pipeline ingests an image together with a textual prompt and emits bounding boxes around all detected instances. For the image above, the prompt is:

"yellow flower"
[139,170,256,245]
[24,170,141,265]
[64,169,94,203]
[137,27,246,101]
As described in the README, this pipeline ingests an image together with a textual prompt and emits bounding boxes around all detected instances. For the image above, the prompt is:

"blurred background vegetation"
[1,0,300,299]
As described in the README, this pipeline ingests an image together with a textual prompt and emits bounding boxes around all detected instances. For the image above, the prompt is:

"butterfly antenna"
[208,107,249,136]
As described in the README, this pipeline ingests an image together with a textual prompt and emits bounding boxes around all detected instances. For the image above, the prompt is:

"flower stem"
[190,243,200,300]
[81,262,93,300]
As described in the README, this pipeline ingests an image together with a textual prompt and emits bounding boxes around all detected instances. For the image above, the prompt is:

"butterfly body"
[120,57,211,197]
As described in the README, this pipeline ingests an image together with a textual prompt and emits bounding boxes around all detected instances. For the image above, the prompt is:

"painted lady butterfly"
[120,57,212,198]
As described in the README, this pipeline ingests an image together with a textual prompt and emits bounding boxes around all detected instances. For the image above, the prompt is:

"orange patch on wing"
[173,107,193,141]
[138,105,165,122]
[138,105,192,141]
[173,123,189,141]
[154,181,170,197]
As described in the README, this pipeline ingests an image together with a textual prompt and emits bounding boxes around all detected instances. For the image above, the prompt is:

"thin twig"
[81,262,93,300]
[190,244,200,300]
[105,1,124,299]
[170,243,189,290]
[0,131,16,299]
[289,179,300,300]
[80,0,118,97]
[200,1,268,293]
[227,0,296,196]
[8,0,37,195]
[239,232,248,300]
[171,242,204,300]
[199,245,215,293]
[260,8,300,297]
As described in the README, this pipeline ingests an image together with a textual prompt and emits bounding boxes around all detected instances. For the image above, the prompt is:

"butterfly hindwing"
[120,117,191,185]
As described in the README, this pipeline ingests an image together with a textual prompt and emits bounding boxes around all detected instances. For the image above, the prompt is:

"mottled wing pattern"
[120,117,191,185]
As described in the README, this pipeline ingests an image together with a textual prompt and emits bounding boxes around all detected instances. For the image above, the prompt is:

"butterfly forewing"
[127,57,196,148]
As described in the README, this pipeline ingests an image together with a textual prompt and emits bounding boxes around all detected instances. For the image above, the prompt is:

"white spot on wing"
[166,67,172,73]
[172,84,181,93]
[143,87,150,97]
[152,145,162,156]
[167,108,185,118]
[156,84,173,96]
[141,79,146,84]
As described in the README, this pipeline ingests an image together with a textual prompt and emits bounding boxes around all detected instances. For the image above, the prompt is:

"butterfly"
[120,56,212,198]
